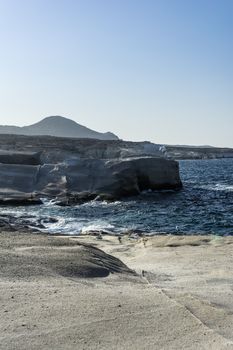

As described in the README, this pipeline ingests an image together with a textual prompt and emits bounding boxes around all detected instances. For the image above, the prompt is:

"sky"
[0,0,232,147]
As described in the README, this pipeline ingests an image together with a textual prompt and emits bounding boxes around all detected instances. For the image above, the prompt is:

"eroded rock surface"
[0,231,134,279]
[0,135,182,204]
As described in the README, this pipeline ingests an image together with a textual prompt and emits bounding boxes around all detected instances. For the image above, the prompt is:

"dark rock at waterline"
[0,214,58,232]
[0,197,43,206]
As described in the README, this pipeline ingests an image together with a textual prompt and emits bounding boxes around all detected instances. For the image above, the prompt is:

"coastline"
[1,230,233,349]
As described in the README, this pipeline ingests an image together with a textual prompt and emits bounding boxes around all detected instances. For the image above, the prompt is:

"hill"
[0,116,119,140]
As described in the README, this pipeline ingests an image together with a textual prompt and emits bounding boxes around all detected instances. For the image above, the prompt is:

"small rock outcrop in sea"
[0,135,182,205]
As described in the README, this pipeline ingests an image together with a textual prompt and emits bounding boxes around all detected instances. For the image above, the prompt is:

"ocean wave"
[214,184,233,192]
[194,184,233,192]
[41,217,120,235]
[81,222,116,234]
[78,200,123,208]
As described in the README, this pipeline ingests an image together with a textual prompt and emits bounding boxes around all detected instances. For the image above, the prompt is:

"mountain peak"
[32,116,78,127]
[40,115,74,122]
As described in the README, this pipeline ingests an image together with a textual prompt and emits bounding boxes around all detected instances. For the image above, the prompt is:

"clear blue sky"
[0,0,232,146]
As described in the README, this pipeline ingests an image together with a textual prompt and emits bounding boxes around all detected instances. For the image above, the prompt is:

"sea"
[1,158,233,236]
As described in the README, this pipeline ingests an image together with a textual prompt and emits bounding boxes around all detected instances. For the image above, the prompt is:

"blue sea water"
[1,158,233,235]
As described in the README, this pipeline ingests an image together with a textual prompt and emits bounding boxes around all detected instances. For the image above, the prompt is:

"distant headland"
[0,115,119,140]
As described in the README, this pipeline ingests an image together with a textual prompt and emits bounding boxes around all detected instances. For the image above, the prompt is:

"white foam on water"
[0,207,29,217]
[79,200,122,208]
[194,183,233,192]
[41,217,84,235]
[81,221,116,234]
[40,216,119,235]
[40,198,59,206]
[214,184,233,192]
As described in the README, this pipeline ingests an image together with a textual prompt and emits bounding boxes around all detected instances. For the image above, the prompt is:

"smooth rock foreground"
[0,231,134,279]
[0,135,182,204]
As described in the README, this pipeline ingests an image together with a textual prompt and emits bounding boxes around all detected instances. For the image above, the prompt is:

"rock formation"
[0,135,182,205]
[166,145,233,160]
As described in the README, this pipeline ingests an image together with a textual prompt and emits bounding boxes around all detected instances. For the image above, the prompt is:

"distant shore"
[1,229,233,349]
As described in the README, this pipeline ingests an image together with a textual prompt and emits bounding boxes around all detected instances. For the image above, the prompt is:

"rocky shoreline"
[166,144,233,160]
[0,214,59,232]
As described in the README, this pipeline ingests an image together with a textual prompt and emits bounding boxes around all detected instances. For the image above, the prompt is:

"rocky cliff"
[0,135,182,205]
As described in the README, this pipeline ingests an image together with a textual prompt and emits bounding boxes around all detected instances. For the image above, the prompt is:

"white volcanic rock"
[0,158,182,204]
[0,134,165,161]
[0,164,40,204]
[0,135,182,204]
